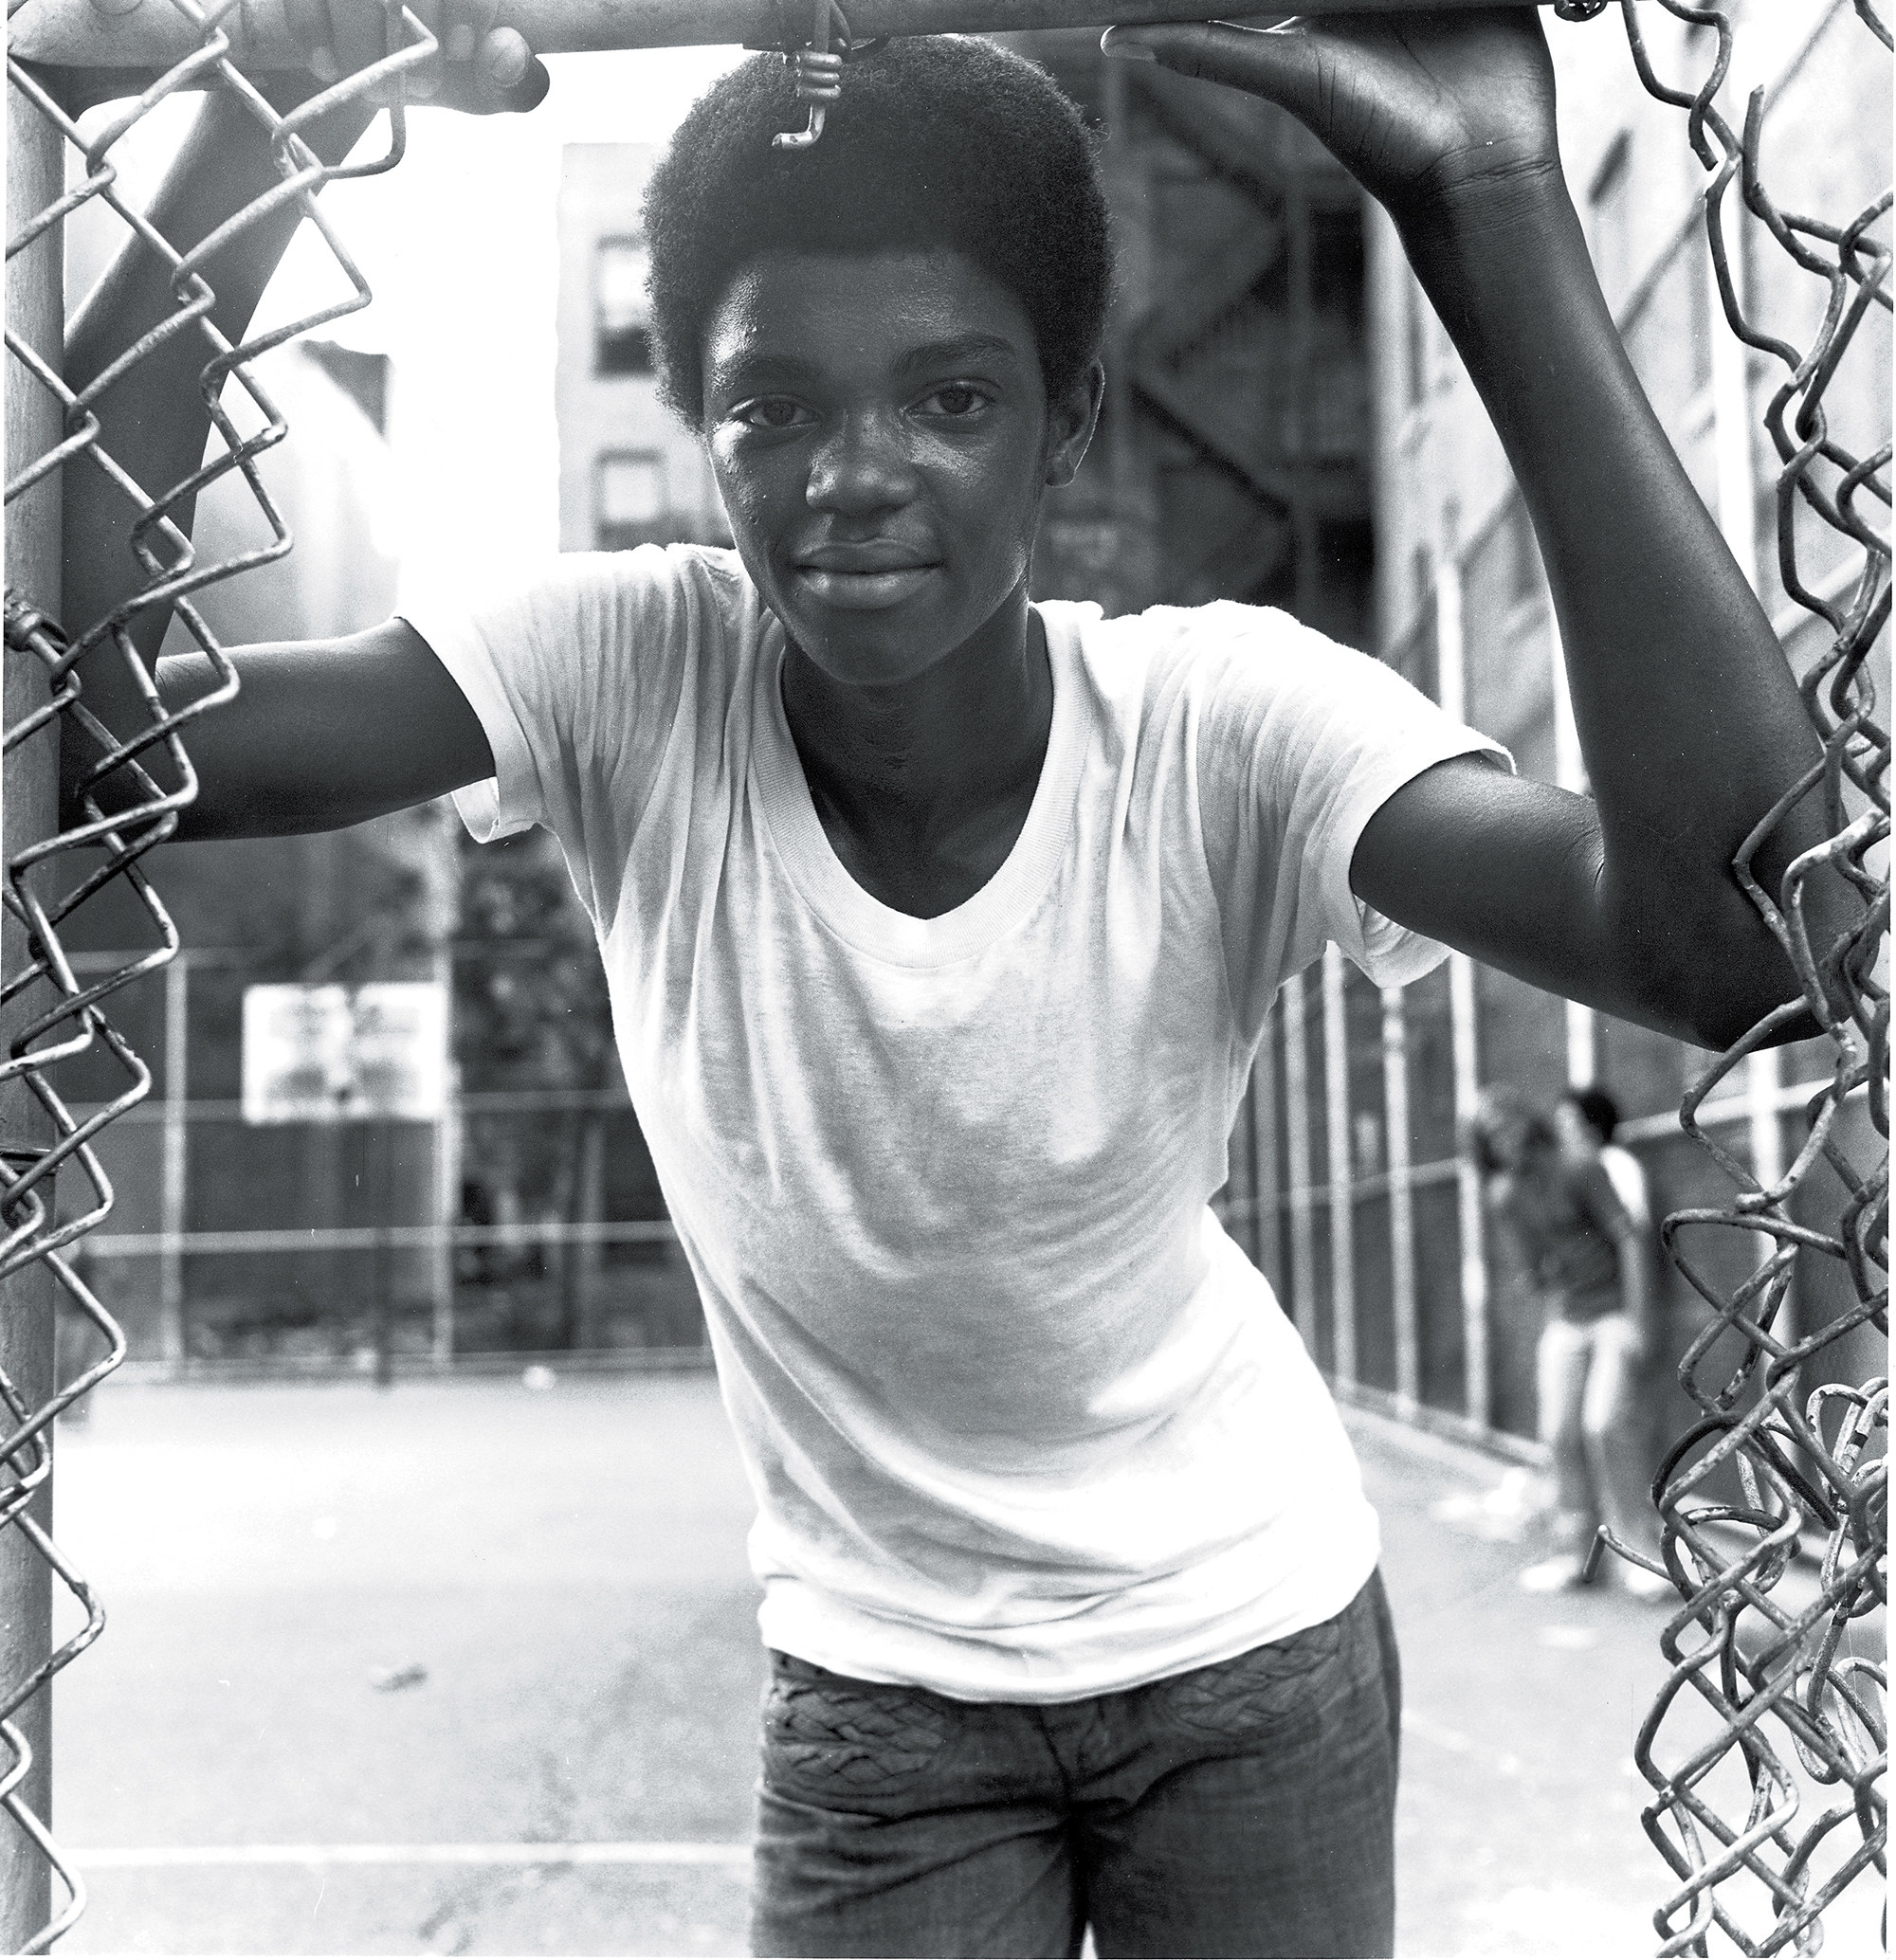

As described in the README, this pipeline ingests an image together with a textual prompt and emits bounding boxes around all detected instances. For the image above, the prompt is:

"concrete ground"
[42,1373,1884,1957]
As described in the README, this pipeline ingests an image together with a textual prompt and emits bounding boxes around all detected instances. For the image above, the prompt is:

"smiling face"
[701,249,1102,691]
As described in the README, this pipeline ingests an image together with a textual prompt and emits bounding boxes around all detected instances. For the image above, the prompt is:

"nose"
[805,409,920,517]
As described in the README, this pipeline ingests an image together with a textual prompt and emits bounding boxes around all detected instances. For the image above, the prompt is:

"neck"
[780,583,1051,839]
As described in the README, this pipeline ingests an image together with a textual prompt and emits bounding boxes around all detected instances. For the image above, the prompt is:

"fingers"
[282,0,545,118]
[432,0,547,116]
[285,0,417,103]
[406,0,446,101]
[283,0,342,83]
[443,0,500,66]
[1101,18,1324,118]
[474,25,549,113]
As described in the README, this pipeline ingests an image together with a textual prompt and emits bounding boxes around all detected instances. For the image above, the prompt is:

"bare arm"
[1106,10,1853,1053]
[57,12,543,838]
[153,621,492,838]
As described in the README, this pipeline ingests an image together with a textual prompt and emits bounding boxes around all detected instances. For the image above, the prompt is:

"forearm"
[1396,175,1846,1040]
[61,84,374,807]
[154,623,494,840]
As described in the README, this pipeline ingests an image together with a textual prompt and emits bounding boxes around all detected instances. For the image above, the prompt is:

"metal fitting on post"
[775,0,842,151]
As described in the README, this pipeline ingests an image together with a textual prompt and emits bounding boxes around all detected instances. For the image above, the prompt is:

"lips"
[794,542,936,574]
[791,542,939,610]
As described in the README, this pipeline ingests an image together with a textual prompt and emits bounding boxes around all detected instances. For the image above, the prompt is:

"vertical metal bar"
[1433,542,1491,1428]
[1322,945,1355,1386]
[429,947,456,1366]
[1287,193,1323,625]
[1449,952,1489,1427]
[1,85,67,1951]
[1281,972,1317,1352]
[158,955,190,1374]
[1251,1011,1284,1299]
[1564,1001,1596,1090]
[1547,609,1596,1088]
[1705,192,1788,1287]
[372,1119,393,1389]
[1382,983,1419,1409]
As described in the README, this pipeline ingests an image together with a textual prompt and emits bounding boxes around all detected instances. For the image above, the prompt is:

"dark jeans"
[751,1570,1401,1959]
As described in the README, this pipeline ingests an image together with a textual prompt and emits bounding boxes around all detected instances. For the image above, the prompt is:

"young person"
[1476,1089,1668,1602]
[59,9,1845,1954]
[1559,1082,1651,1228]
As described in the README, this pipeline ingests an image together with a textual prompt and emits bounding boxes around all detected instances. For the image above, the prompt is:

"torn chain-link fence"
[1589,4,1888,1955]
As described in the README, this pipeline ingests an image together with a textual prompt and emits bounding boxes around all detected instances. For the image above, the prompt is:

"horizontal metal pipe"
[11,0,1550,74]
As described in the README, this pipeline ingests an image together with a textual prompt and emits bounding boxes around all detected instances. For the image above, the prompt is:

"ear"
[1044,361,1106,489]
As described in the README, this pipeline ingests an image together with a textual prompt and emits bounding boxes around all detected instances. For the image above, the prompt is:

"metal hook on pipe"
[775,0,844,150]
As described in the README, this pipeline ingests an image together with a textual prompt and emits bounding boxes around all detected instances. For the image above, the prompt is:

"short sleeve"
[1185,603,1511,1040]
[400,544,726,917]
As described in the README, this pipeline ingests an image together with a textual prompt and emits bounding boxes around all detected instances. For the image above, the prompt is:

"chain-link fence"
[4,7,439,1944]
[1607,6,1887,1951]
[2,1,1887,1953]
[56,940,696,1381]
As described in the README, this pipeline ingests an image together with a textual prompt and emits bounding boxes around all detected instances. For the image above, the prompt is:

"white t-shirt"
[411,544,1505,1703]
[1599,1142,1650,1229]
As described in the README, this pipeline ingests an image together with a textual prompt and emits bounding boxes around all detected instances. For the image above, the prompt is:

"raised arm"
[57,7,546,838]
[1103,9,1854,1052]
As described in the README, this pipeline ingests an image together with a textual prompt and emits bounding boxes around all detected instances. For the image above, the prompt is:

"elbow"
[1610,859,1865,1055]
[1652,946,1831,1058]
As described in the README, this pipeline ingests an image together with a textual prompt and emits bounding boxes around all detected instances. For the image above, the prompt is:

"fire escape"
[1023,36,1375,645]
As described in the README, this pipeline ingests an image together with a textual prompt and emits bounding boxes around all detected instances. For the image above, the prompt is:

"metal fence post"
[1548,612,1595,1088]
[1280,975,1317,1352]
[1249,1013,1283,1298]
[1382,985,1419,1411]
[1,78,66,1951]
[159,953,190,1374]
[430,946,456,1364]
[1432,539,1491,1429]
[1322,944,1356,1386]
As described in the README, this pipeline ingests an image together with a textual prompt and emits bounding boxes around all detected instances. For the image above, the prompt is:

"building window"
[595,237,653,376]
[595,451,666,552]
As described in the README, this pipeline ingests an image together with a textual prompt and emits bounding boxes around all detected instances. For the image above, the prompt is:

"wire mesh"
[1584,4,1890,1953]
[0,1,1888,1953]
[3,9,434,1946]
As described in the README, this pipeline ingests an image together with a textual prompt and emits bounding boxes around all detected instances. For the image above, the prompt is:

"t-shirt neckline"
[753,606,1086,969]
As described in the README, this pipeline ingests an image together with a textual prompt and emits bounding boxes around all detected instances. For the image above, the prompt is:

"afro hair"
[642,36,1114,430]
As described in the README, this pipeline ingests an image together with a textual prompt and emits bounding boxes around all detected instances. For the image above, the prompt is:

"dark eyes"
[919,383,988,418]
[725,383,993,432]
[732,398,815,431]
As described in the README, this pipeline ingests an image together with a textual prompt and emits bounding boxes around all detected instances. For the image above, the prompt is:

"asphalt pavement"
[43,1372,1884,1957]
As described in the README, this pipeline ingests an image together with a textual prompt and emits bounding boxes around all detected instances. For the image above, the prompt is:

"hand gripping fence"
[0,0,1887,1952]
